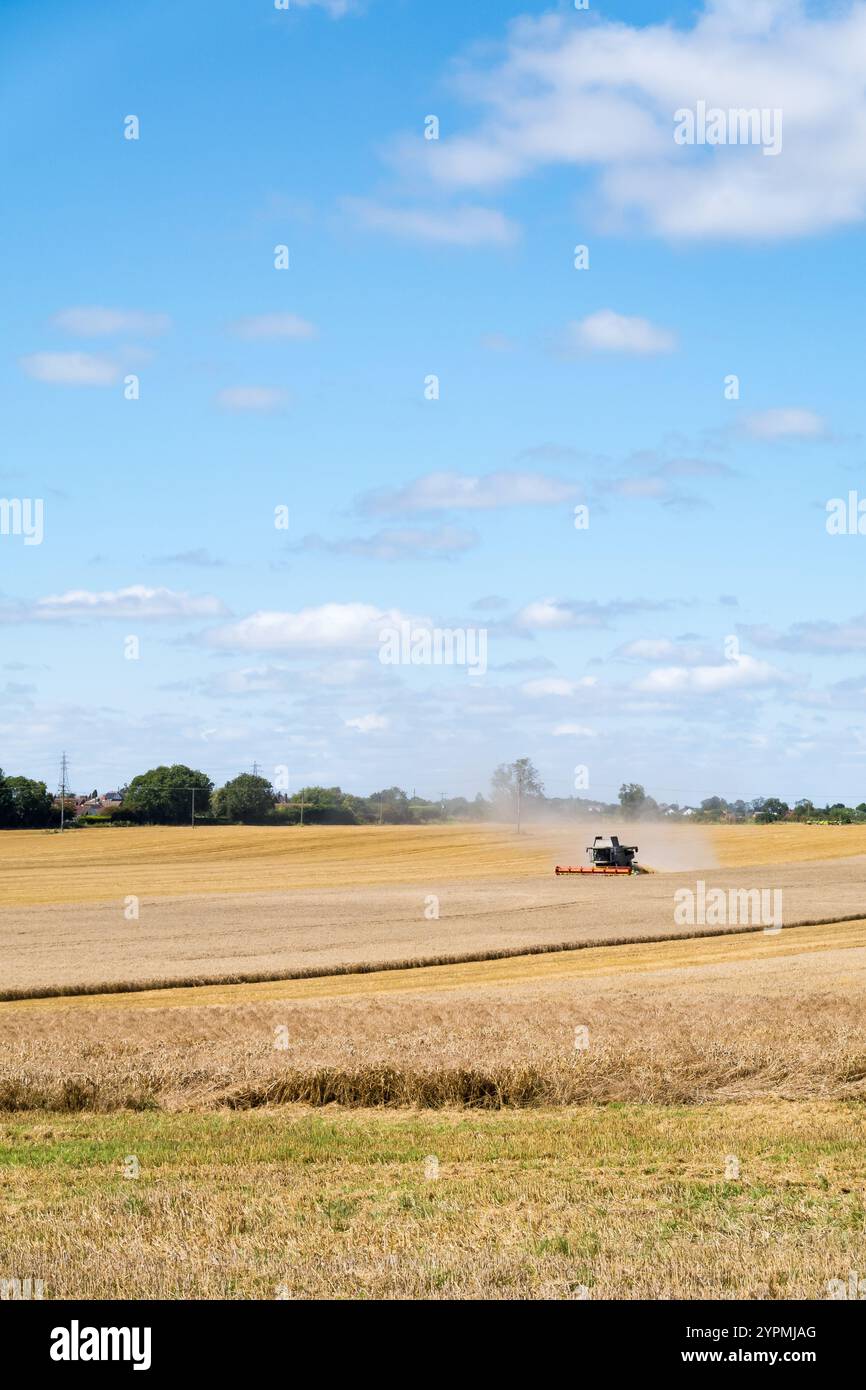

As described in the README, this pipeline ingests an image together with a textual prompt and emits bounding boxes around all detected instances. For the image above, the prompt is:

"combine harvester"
[555,834,650,876]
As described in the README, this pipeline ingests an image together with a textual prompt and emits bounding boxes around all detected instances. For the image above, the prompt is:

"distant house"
[102,791,123,806]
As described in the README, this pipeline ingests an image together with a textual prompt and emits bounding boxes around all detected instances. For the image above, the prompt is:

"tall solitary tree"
[491,758,544,830]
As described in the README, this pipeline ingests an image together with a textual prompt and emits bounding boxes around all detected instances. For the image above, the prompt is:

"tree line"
[0,764,488,827]
[1,759,859,828]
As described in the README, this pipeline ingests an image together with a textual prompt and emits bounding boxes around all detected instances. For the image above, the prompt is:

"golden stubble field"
[3,818,866,907]
[2,821,866,994]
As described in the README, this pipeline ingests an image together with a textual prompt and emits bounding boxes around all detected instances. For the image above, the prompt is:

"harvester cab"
[555,834,644,875]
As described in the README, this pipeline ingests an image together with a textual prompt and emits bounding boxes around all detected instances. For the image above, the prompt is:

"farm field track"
[2,1101,863,1299]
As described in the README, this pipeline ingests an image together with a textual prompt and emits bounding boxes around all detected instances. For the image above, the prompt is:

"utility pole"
[58,751,69,832]
[299,786,305,827]
[251,761,261,777]
[516,775,521,835]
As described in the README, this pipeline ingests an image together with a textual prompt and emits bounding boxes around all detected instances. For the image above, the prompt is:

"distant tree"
[124,765,213,824]
[368,787,412,823]
[282,786,363,824]
[491,759,544,827]
[339,792,374,824]
[619,783,647,817]
[215,773,275,823]
[699,796,728,820]
[0,771,54,828]
[792,799,816,821]
[754,797,789,823]
[0,770,15,828]
[6,777,54,828]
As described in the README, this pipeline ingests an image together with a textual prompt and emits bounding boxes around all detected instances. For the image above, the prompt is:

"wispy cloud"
[291,0,359,15]
[514,597,674,632]
[294,525,477,561]
[360,470,579,516]
[51,307,170,337]
[150,549,226,568]
[742,614,866,655]
[29,586,227,621]
[345,713,389,732]
[521,677,598,698]
[205,602,417,653]
[229,313,317,340]
[346,198,519,246]
[19,352,120,386]
[743,408,827,440]
[634,654,791,695]
[615,637,712,665]
[560,310,676,357]
[215,386,289,412]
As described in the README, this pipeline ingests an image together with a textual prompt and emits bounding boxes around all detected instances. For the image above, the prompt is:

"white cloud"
[292,0,357,14]
[522,677,597,697]
[479,332,517,353]
[33,586,227,621]
[213,666,288,695]
[215,386,289,412]
[395,1,866,241]
[616,638,711,664]
[514,598,672,631]
[362,470,579,515]
[345,713,389,733]
[346,199,519,246]
[206,602,415,653]
[515,599,579,632]
[229,313,317,341]
[633,653,788,694]
[51,307,170,337]
[19,352,120,386]
[743,614,866,655]
[562,310,676,356]
[296,525,478,560]
[744,407,826,439]
[552,723,597,737]
[618,638,682,661]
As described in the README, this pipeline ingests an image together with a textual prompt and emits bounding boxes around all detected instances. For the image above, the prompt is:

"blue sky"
[3,0,866,804]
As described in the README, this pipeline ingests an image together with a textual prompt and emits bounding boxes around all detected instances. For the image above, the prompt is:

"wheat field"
[4,822,866,995]
[3,820,866,1300]
[2,820,865,909]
